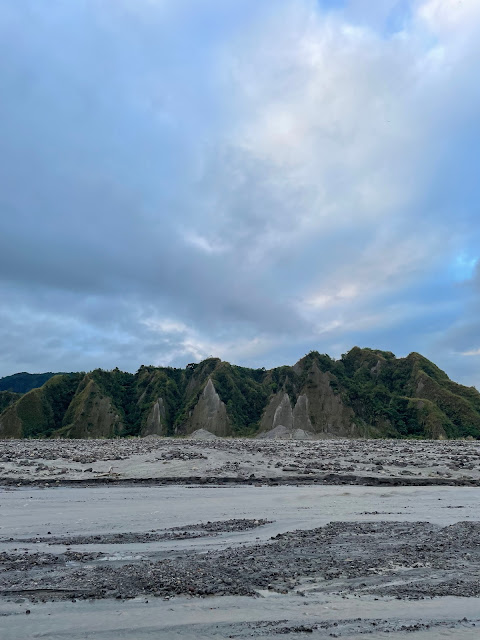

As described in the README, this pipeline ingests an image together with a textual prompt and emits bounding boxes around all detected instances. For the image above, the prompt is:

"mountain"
[1,348,479,439]
[0,391,21,414]
[0,372,64,394]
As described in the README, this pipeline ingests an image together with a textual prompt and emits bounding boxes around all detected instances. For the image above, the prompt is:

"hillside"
[0,372,64,394]
[1,348,479,439]
[0,391,21,414]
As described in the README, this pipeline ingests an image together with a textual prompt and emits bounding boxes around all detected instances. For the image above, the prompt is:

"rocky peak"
[141,397,167,436]
[185,378,230,437]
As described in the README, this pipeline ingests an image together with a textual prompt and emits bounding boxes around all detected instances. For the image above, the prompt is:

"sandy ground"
[1,483,480,639]
[1,438,480,486]
[1,439,480,638]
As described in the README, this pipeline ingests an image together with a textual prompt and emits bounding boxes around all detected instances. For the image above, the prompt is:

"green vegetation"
[326,349,480,439]
[0,372,64,394]
[0,391,21,413]
[212,363,269,435]
[1,348,479,439]
[0,373,83,438]
[134,365,184,436]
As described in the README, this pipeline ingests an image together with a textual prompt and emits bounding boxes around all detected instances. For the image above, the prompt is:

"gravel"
[1,520,479,603]
[1,438,480,487]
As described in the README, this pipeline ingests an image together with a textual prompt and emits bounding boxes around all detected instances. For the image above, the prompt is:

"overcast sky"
[0,0,479,387]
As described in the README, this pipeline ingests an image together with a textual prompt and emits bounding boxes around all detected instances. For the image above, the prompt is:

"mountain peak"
[0,349,478,440]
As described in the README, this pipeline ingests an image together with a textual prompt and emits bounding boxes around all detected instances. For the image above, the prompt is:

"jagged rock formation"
[260,392,294,432]
[1,348,480,439]
[184,379,230,437]
[55,377,124,439]
[258,363,364,439]
[300,365,359,436]
[141,397,167,436]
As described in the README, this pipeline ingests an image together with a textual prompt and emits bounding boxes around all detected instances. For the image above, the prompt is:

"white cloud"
[195,0,439,285]
[186,0,479,358]
[419,0,480,35]
[141,318,189,334]
[1,0,480,382]
[307,284,359,310]
[182,231,227,254]
[461,348,480,357]
[142,315,275,367]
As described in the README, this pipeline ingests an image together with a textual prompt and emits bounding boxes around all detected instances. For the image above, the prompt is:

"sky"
[0,0,479,388]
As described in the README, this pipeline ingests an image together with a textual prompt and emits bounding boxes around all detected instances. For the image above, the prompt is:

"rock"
[185,379,230,437]
[141,398,167,437]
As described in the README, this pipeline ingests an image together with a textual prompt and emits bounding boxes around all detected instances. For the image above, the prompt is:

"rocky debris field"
[3,518,272,546]
[221,616,480,637]
[2,439,480,638]
[1,520,479,603]
[1,438,480,487]
[1,481,480,639]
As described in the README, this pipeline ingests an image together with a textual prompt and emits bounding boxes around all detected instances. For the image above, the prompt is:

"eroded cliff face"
[292,394,313,431]
[56,379,124,439]
[260,392,293,432]
[302,364,360,436]
[141,397,167,436]
[185,378,231,437]
[259,391,313,438]
[2,348,480,439]
[259,363,361,437]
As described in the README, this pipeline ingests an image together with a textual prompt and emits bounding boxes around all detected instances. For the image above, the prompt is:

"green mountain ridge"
[0,372,63,394]
[1,347,479,439]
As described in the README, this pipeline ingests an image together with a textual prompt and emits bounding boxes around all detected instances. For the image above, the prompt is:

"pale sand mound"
[257,425,315,440]
[188,428,219,440]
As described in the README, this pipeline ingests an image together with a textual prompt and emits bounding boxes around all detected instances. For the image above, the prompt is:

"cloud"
[461,349,480,357]
[419,0,480,35]
[0,0,479,387]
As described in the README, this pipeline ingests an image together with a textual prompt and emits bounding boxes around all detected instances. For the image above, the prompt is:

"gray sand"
[1,438,479,486]
[1,439,479,638]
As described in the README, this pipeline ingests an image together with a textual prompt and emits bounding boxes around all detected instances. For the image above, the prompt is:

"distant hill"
[0,372,63,394]
[0,391,21,414]
[1,348,479,439]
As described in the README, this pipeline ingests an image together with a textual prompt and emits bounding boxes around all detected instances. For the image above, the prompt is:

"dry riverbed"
[1,437,480,486]
[1,439,479,638]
